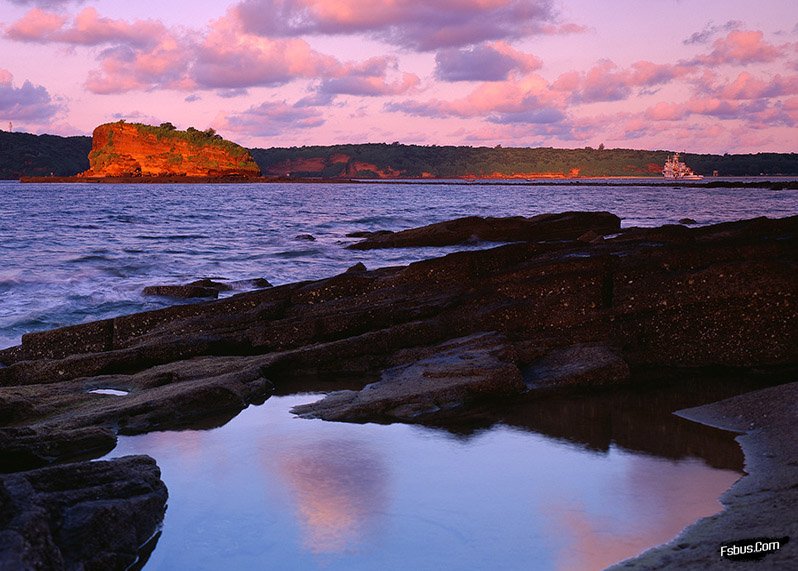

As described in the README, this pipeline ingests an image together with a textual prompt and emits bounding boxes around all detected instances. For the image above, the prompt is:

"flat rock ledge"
[291,332,525,421]
[0,455,167,571]
[0,213,795,464]
[346,211,621,249]
[609,381,798,569]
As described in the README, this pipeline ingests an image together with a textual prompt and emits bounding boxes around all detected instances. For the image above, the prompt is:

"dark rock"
[344,262,367,273]
[523,344,630,389]
[0,355,273,468]
[294,234,316,241]
[577,229,600,242]
[187,278,232,292]
[679,218,698,225]
[346,230,394,239]
[290,333,524,422]
[0,455,167,571]
[142,284,219,299]
[347,211,621,249]
[1,213,795,453]
[248,277,273,288]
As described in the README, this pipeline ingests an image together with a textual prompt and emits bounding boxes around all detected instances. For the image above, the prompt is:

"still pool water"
[106,393,741,571]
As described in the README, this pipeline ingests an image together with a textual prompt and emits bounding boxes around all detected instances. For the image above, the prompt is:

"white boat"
[663,152,703,179]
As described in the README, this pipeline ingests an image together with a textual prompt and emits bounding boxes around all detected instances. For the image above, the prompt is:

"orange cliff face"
[78,122,261,178]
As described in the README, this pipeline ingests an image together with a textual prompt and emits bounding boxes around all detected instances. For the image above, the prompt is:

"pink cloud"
[388,73,571,134]
[0,69,61,122]
[7,0,83,7]
[232,0,580,50]
[716,72,798,99]
[435,41,542,82]
[553,59,686,104]
[85,38,193,94]
[683,20,743,46]
[5,7,170,48]
[694,30,786,65]
[644,102,685,122]
[217,100,325,137]
[317,56,419,96]
[4,8,67,41]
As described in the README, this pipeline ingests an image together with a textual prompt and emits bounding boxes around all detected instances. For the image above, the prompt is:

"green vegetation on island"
[0,131,91,179]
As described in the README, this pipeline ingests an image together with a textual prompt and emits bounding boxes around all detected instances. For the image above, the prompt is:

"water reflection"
[276,438,387,554]
[104,387,747,571]
[548,454,738,570]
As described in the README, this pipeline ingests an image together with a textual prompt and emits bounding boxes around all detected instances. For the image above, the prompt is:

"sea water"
[2,178,796,349]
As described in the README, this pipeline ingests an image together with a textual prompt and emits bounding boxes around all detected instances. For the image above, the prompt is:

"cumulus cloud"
[0,69,61,122]
[192,14,339,89]
[317,56,419,96]
[3,6,421,96]
[5,7,169,48]
[388,73,567,126]
[551,59,688,104]
[684,20,743,45]
[219,100,325,137]
[692,30,786,66]
[232,0,582,50]
[435,41,542,81]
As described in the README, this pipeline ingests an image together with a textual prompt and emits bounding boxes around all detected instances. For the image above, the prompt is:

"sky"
[0,0,796,152]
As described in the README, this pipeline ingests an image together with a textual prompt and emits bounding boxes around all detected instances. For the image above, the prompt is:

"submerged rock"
[347,211,621,249]
[142,278,236,299]
[0,455,167,571]
[142,284,220,299]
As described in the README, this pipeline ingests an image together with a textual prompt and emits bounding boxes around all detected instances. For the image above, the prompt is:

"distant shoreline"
[17,175,798,190]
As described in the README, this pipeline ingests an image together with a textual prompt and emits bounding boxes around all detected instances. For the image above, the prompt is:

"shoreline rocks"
[346,211,621,249]
[0,455,167,571]
[611,382,798,569]
[291,332,525,422]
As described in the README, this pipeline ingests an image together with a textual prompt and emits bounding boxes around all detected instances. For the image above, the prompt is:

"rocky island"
[1,212,796,568]
[75,121,261,180]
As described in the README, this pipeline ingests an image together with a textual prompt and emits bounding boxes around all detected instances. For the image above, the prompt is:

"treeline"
[0,131,92,179]
[2,131,797,179]
[249,144,798,178]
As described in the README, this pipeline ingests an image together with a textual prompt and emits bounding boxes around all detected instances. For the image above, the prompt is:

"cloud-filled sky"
[1,0,796,152]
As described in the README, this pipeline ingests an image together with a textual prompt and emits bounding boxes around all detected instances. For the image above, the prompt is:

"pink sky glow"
[1,0,796,152]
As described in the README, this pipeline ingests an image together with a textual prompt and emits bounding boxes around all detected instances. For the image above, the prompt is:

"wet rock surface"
[0,455,167,571]
[346,211,621,249]
[291,332,524,421]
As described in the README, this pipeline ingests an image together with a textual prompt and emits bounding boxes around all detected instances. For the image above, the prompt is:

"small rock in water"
[187,278,233,292]
[345,262,367,273]
[294,234,316,241]
[248,277,273,288]
[679,218,698,225]
[142,284,219,299]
